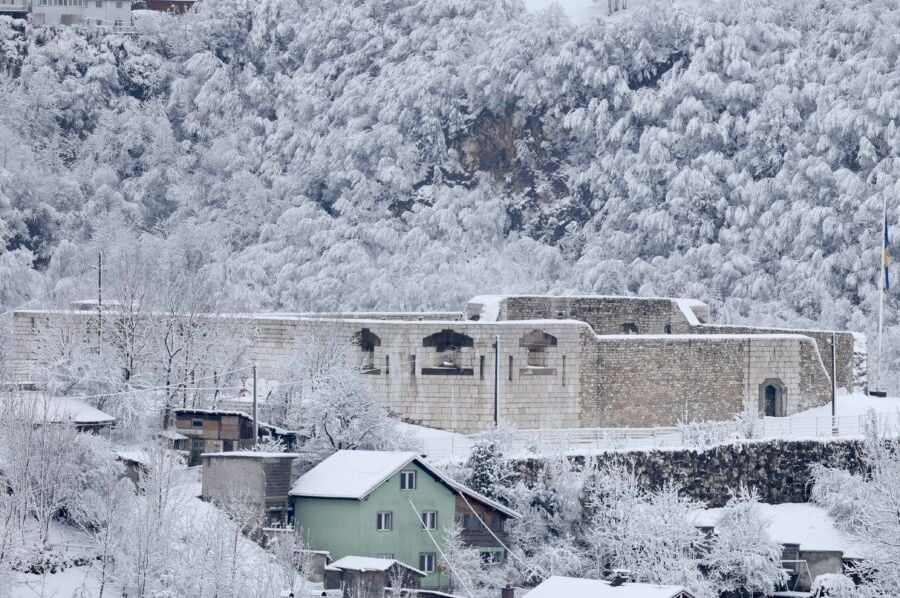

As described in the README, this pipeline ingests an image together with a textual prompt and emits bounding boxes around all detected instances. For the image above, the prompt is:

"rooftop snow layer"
[289,450,520,519]
[526,576,692,598]
[326,556,426,576]
[691,503,870,558]
[46,397,115,424]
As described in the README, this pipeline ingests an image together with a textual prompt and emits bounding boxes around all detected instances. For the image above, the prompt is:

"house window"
[489,516,503,532]
[115,0,121,6]
[462,514,480,531]
[95,0,100,6]
[376,553,394,559]
[421,511,437,530]
[399,471,416,490]
[376,511,393,531]
[191,419,203,428]
[622,323,638,334]
[114,19,122,26]
[419,553,436,573]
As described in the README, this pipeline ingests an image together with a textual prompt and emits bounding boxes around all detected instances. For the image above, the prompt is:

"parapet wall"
[487,295,700,334]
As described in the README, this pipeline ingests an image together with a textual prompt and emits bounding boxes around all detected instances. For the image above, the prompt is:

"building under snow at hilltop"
[11,295,866,433]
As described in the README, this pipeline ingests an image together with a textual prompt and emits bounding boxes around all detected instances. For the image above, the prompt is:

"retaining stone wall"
[513,439,865,507]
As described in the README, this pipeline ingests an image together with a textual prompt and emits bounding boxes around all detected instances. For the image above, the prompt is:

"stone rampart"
[513,439,865,507]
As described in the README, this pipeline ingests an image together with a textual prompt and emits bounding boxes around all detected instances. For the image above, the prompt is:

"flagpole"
[878,193,886,391]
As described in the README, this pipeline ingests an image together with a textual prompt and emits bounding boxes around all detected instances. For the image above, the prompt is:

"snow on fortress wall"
[10,295,863,433]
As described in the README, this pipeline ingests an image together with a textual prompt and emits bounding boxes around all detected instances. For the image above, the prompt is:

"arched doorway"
[758,379,786,417]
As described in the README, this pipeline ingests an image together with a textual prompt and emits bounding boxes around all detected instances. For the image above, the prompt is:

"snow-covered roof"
[115,450,149,464]
[596,333,810,341]
[467,295,504,322]
[46,398,115,425]
[289,450,520,519]
[201,451,299,459]
[159,428,188,441]
[526,576,693,598]
[325,556,426,577]
[691,503,870,558]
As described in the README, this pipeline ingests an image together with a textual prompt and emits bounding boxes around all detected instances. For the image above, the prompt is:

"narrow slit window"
[385,355,390,375]
[480,355,485,379]
[562,355,566,386]
[508,356,513,381]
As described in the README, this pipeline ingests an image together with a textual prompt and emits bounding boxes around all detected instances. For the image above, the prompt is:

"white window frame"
[376,511,392,532]
[399,470,416,490]
[420,511,437,530]
[419,552,436,573]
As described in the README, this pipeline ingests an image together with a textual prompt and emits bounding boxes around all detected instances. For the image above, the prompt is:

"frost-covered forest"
[1,0,900,385]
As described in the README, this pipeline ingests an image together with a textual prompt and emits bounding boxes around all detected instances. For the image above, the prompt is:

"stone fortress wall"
[10,295,864,434]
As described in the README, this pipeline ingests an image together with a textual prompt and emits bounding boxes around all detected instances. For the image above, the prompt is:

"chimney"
[500,587,515,598]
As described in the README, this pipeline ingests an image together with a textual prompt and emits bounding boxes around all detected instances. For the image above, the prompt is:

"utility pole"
[493,335,500,427]
[831,332,838,435]
[877,193,887,392]
[252,363,258,445]
[97,252,102,342]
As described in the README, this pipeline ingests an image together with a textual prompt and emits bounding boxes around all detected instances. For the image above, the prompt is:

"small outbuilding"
[324,556,425,598]
[45,397,115,433]
[201,451,298,525]
[525,576,695,598]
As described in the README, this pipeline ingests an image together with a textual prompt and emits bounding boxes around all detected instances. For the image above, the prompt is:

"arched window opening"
[354,328,381,373]
[422,329,474,376]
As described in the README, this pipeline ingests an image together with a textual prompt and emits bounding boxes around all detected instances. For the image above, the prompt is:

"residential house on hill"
[173,408,297,465]
[289,450,520,590]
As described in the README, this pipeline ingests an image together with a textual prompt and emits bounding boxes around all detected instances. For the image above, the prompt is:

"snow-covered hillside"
[1,0,899,388]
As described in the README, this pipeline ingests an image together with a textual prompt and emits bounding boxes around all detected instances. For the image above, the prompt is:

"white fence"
[420,412,900,462]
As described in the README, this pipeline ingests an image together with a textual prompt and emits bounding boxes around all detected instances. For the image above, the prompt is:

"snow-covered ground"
[692,502,870,559]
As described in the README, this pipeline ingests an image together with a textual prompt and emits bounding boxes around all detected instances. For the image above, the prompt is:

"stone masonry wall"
[487,296,860,393]
[497,296,697,334]
[513,439,865,507]
[10,308,833,433]
[584,335,828,427]
[695,324,856,393]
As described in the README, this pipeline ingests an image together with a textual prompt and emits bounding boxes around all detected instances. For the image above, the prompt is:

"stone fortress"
[12,295,865,434]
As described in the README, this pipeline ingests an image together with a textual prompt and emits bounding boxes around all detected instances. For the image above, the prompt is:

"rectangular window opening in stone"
[508,355,513,381]
[480,355,485,379]
[385,354,390,375]
[410,353,416,376]
[622,322,638,334]
[664,323,672,334]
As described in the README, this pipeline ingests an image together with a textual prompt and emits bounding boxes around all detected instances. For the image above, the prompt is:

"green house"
[289,450,521,590]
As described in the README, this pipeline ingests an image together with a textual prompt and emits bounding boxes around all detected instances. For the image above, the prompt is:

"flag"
[884,215,890,291]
